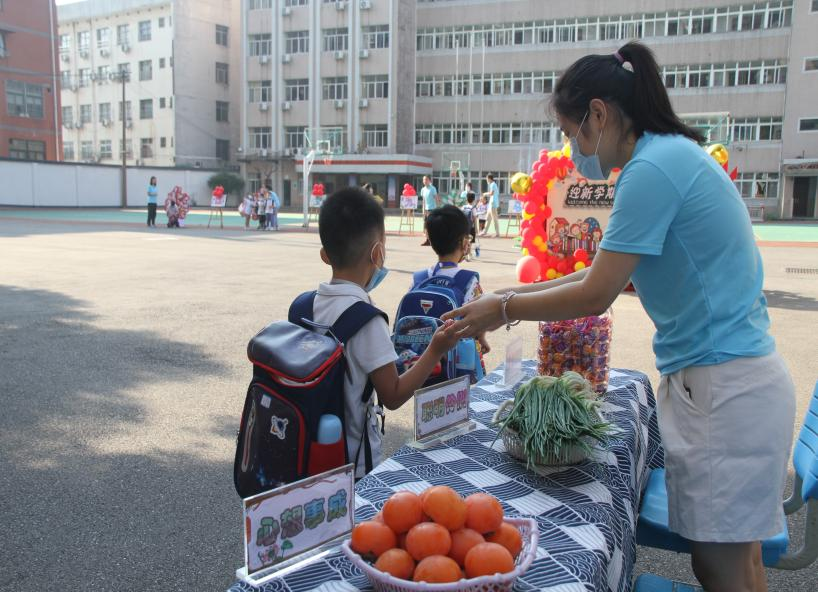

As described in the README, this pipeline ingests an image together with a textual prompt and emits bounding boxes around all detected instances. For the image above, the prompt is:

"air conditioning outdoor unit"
[60,53,69,62]
[282,6,292,16]
[75,120,84,129]
[260,55,269,64]
[64,121,73,129]
[121,44,131,53]
[360,0,372,9]
[334,99,345,110]
[89,73,97,81]
[260,102,269,111]
[281,101,291,111]
[335,50,346,60]
[359,48,369,59]
[80,50,89,59]
[284,148,294,157]
[358,98,369,109]
[260,149,268,158]
[282,54,291,64]
[101,119,111,127]
[126,120,133,129]
[99,48,109,57]
[70,83,79,91]
[335,1,347,11]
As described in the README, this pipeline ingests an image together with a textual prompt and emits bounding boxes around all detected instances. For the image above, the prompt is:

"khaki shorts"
[657,352,795,543]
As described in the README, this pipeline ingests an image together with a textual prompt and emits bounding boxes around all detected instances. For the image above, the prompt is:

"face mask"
[365,242,389,292]
[569,111,607,180]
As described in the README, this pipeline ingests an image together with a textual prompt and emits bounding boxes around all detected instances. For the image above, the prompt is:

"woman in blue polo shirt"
[147,176,158,227]
[444,42,794,592]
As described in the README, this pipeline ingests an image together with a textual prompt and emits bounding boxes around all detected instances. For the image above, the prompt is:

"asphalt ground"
[1,214,816,591]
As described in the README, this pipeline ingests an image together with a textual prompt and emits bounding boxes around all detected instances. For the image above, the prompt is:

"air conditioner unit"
[121,44,131,53]
[334,99,345,109]
[101,118,111,127]
[359,48,370,59]
[335,1,347,11]
[282,53,291,64]
[282,6,292,16]
[358,98,369,109]
[89,73,97,81]
[259,102,270,111]
[360,0,372,9]
[99,48,109,57]
[260,149,268,158]
[60,53,70,62]
[335,50,346,60]
[260,55,269,64]
[70,83,79,91]
[64,121,74,129]
[126,120,133,129]
[281,101,291,111]
[283,148,294,157]
[75,120,84,129]
[80,50,89,59]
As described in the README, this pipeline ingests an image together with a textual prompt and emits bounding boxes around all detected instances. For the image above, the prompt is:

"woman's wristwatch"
[500,291,521,331]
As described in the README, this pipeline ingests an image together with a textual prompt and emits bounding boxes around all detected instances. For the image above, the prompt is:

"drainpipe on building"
[48,0,60,161]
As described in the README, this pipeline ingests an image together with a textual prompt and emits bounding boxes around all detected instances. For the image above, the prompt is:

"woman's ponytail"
[553,41,705,144]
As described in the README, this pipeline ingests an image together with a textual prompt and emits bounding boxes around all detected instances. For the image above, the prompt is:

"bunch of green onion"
[493,372,610,466]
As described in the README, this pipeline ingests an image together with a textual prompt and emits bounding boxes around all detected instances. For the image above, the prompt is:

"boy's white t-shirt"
[312,280,398,478]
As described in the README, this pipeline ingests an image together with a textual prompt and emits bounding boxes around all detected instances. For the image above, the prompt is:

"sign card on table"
[240,464,355,583]
[503,336,523,387]
[413,375,472,444]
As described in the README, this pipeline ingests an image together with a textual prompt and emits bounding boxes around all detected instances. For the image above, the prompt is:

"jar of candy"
[537,310,613,394]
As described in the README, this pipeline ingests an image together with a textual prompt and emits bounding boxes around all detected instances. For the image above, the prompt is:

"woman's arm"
[442,249,640,337]
[493,267,590,295]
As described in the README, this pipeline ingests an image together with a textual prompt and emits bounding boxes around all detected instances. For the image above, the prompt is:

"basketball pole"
[302,149,316,228]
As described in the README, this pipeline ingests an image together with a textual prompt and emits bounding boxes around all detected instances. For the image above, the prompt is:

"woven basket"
[342,517,538,592]
[492,400,593,466]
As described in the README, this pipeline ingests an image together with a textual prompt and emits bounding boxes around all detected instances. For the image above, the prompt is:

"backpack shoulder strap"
[411,269,431,289]
[288,291,316,326]
[452,269,478,294]
[331,300,388,345]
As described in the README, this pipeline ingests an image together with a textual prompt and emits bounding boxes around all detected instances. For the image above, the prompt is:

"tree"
[207,172,245,205]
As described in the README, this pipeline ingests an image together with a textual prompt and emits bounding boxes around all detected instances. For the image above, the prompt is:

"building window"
[799,118,818,132]
[735,172,779,199]
[812,0,818,11]
[248,33,272,56]
[119,100,131,121]
[216,62,229,84]
[139,59,152,81]
[323,28,349,52]
[99,102,111,122]
[249,80,273,103]
[322,76,348,100]
[59,34,70,52]
[160,137,166,148]
[158,17,165,28]
[663,60,787,89]
[138,20,151,42]
[285,0,308,5]
[805,57,818,72]
[78,68,91,86]
[216,139,230,160]
[416,71,559,98]
[159,57,166,68]
[120,139,132,158]
[362,75,388,99]
[159,97,166,108]
[117,24,129,46]
[60,71,71,88]
[363,25,389,49]
[62,106,73,123]
[117,63,131,82]
[96,27,110,48]
[285,31,309,54]
[731,117,783,141]
[249,0,273,8]
[285,126,307,149]
[249,127,272,149]
[63,142,75,160]
[80,141,94,160]
[216,24,229,46]
[77,31,90,51]
[140,99,153,119]
[414,121,561,148]
[99,140,112,159]
[140,138,153,158]
[9,139,46,160]
[0,32,6,58]
[5,80,44,118]
[80,104,92,124]
[284,78,308,101]
[362,124,388,148]
[97,65,111,80]
[216,100,229,122]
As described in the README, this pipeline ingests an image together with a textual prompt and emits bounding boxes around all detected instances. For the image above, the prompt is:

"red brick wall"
[0,0,61,161]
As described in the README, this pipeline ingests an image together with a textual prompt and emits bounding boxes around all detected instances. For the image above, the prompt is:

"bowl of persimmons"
[342,486,538,591]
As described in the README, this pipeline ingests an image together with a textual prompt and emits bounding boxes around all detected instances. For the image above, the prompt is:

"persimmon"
[422,485,467,531]
[382,491,423,534]
[486,523,523,558]
[464,493,504,534]
[374,548,415,580]
[448,528,485,567]
[405,522,452,561]
[464,542,515,578]
[350,521,397,560]
[413,555,462,583]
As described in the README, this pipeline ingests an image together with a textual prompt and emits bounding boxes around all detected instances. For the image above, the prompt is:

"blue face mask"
[569,111,607,180]
[365,243,389,292]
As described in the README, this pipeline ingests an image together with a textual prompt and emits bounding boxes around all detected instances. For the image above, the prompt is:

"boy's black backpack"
[233,291,387,498]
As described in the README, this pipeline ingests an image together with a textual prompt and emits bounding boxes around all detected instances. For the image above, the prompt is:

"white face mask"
[569,111,607,180]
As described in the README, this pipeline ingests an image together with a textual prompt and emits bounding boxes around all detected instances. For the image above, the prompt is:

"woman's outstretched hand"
[441,293,506,338]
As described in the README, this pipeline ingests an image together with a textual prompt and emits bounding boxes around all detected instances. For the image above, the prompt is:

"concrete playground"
[0,210,816,591]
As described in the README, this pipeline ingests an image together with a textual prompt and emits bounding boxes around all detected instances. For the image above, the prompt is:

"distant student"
[461,192,479,260]
[147,176,158,227]
[266,187,280,231]
[256,189,267,230]
[475,195,488,234]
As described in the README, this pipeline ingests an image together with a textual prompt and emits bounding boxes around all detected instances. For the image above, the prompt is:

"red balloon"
[524,201,538,216]
[543,206,553,218]
[520,219,531,230]
[556,260,570,274]
[573,248,589,262]
[516,256,541,284]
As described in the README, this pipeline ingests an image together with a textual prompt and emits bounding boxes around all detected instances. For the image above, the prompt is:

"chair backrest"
[793,380,818,502]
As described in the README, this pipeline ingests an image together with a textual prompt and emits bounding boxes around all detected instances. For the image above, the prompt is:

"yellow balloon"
[545,268,558,280]
[510,172,533,195]
[706,144,729,166]
[522,211,535,221]
[521,248,529,256]
[532,235,544,247]
[555,272,565,278]
[574,261,587,272]
[537,243,548,252]
[562,141,572,159]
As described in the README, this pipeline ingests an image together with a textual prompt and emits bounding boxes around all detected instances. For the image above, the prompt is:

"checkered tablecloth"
[229,361,663,592]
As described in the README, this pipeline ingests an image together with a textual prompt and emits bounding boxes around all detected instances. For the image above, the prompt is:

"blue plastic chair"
[634,573,702,592]
[636,380,818,570]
